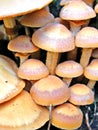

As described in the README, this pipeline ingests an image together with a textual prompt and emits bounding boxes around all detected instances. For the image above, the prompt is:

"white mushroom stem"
[46,52,60,75]
[3,18,18,40]
[63,78,72,87]
[15,53,30,65]
[80,48,92,68]
[87,80,96,89]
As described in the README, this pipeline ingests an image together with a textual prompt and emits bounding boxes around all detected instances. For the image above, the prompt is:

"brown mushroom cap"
[84,59,98,80]
[60,0,96,20]
[30,75,70,106]
[17,59,49,80]
[75,27,98,48]
[32,23,75,52]
[8,35,39,53]
[0,55,25,103]
[0,90,49,130]
[52,102,83,129]
[69,83,94,105]
[55,60,83,78]
[0,0,53,19]
[19,7,54,28]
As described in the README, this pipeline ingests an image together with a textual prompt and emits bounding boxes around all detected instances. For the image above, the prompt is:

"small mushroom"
[30,75,70,130]
[51,102,83,130]
[8,35,39,65]
[32,22,75,74]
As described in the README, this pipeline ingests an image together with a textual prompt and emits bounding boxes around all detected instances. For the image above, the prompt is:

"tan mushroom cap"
[30,75,70,106]
[32,23,75,52]
[55,60,83,78]
[60,0,96,20]
[0,0,53,19]
[84,59,98,80]
[75,27,98,48]
[8,35,39,53]
[0,55,25,103]
[69,83,94,105]
[17,59,49,80]
[94,3,98,13]
[52,102,83,129]
[0,90,49,130]
[19,7,54,28]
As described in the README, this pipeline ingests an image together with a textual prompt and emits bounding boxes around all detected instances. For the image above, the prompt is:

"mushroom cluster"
[0,0,97,130]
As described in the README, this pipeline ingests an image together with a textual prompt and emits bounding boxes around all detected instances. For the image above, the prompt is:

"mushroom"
[59,0,96,60]
[55,60,83,86]
[0,90,49,130]
[17,58,49,82]
[0,54,25,103]
[51,102,83,130]
[0,0,53,40]
[84,59,98,89]
[75,27,98,68]
[32,22,75,74]
[8,35,39,65]
[30,75,70,130]
[69,83,94,105]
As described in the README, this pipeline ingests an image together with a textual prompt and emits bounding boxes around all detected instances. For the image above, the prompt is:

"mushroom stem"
[25,26,31,36]
[47,104,53,130]
[46,52,60,75]
[3,18,18,40]
[63,78,72,87]
[80,48,92,68]
[87,80,96,89]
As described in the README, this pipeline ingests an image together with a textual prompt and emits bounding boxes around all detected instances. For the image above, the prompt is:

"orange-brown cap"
[0,55,25,103]
[0,0,53,19]
[17,59,49,80]
[55,60,83,78]
[30,75,70,106]
[8,35,39,53]
[84,59,98,80]
[60,0,96,20]
[0,90,49,130]
[75,27,98,48]
[69,83,94,105]
[52,102,83,129]
[32,23,75,52]
[19,7,54,28]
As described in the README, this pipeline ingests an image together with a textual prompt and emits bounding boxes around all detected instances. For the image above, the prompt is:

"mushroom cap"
[30,75,70,106]
[17,59,49,80]
[0,90,49,130]
[75,27,98,48]
[69,83,94,105]
[32,23,75,52]
[55,60,83,78]
[94,3,98,13]
[0,55,25,103]
[19,7,54,28]
[0,0,53,19]
[52,102,83,129]
[60,0,96,20]
[8,35,39,53]
[84,59,98,80]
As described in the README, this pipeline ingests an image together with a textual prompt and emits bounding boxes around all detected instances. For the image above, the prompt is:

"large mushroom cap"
[75,27,98,48]
[0,0,53,19]
[69,83,94,105]
[0,55,25,103]
[0,90,49,130]
[17,59,49,80]
[52,102,83,129]
[60,0,96,20]
[8,35,39,53]
[32,23,75,52]
[19,7,54,28]
[30,75,70,106]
